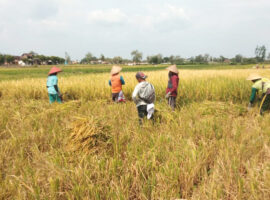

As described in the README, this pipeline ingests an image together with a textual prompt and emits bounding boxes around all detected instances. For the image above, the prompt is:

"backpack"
[138,82,155,104]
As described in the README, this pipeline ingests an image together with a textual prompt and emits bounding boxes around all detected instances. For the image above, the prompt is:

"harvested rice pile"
[68,116,112,154]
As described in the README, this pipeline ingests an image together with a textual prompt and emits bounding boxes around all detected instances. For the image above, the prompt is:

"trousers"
[49,94,62,104]
[260,93,270,115]
[168,96,176,110]
[137,105,154,125]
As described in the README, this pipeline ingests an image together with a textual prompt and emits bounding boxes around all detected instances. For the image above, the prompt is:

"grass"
[0,64,254,81]
[0,68,270,199]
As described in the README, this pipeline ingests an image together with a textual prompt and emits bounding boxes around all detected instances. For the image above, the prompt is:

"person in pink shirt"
[165,65,179,111]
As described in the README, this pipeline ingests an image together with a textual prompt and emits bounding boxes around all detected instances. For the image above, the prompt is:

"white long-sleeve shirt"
[132,81,148,107]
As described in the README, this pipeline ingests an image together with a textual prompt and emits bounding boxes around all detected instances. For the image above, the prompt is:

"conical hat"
[111,65,122,75]
[48,66,62,75]
[246,74,262,81]
[166,65,179,74]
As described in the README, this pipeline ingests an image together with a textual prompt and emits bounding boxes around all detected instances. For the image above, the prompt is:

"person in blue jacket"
[47,66,62,104]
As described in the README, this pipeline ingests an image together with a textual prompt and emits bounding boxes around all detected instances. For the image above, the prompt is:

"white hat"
[111,65,122,75]
[246,74,262,81]
[166,65,179,74]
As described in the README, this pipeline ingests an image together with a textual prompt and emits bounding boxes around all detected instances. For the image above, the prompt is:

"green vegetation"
[0,64,254,81]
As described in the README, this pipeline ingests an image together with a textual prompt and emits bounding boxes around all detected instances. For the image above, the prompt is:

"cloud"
[131,4,190,32]
[0,0,269,59]
[226,0,270,7]
[161,4,189,21]
[87,8,127,25]
[30,1,59,20]
[84,4,190,31]
[0,0,59,22]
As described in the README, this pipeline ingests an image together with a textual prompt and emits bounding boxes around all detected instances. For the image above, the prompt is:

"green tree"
[50,56,65,65]
[235,54,243,63]
[112,56,123,64]
[81,52,93,64]
[85,52,93,62]
[29,51,37,57]
[163,57,170,63]
[242,57,257,64]
[100,54,105,61]
[131,50,143,63]
[5,55,15,64]
[174,56,184,65]
[169,55,175,64]
[219,56,226,63]
[195,55,204,63]
[194,54,209,64]
[147,54,163,64]
[255,45,266,62]
[189,57,195,64]
[169,55,184,65]
[203,54,210,63]
[0,54,4,65]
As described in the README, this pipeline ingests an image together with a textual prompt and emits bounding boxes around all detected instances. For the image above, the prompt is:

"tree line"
[1,45,269,66]
[80,45,270,65]
[0,51,65,66]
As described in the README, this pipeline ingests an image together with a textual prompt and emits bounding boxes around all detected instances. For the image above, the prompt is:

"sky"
[0,0,270,60]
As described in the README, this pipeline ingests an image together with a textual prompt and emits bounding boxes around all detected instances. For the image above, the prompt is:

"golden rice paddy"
[0,68,269,199]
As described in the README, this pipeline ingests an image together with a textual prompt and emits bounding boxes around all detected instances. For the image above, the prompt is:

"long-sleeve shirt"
[47,75,59,94]
[250,78,270,103]
[166,75,179,97]
[109,76,125,86]
[250,88,257,103]
[132,81,148,107]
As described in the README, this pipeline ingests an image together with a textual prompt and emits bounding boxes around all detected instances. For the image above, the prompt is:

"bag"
[118,90,126,102]
[138,82,155,104]
[147,103,155,119]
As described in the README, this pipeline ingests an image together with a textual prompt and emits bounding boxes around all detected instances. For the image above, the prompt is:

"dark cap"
[135,72,147,80]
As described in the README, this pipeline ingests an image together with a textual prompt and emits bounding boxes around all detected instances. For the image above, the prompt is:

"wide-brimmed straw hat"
[111,65,122,75]
[166,65,179,74]
[48,66,62,75]
[246,74,262,81]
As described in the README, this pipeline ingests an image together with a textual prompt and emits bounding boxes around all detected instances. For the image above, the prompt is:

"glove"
[165,92,171,99]
[248,102,252,111]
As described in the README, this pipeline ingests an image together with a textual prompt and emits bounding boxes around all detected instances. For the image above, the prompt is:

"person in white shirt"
[132,72,155,125]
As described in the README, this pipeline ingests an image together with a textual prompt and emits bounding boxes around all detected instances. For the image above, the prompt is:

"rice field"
[0,67,270,199]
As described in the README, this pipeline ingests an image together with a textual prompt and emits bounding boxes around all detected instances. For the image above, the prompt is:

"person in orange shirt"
[109,66,125,102]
